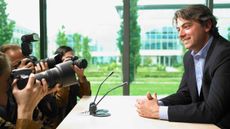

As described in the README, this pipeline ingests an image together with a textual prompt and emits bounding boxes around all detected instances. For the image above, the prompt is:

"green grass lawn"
[87,76,180,96]
[85,65,183,96]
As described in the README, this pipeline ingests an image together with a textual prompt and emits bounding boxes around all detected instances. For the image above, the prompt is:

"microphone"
[89,71,114,116]
[93,71,114,103]
[89,82,128,117]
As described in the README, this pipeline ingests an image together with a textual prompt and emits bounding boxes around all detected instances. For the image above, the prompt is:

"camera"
[71,56,88,69]
[45,55,88,69]
[11,60,78,90]
[43,54,63,68]
[19,33,87,69]
[19,33,64,69]
[40,54,87,69]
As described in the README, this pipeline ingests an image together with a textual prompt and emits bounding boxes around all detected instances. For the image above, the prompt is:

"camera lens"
[13,60,78,89]
[35,60,77,88]
[73,58,88,69]
[44,54,63,68]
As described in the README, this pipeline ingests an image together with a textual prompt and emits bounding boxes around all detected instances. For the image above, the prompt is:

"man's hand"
[12,74,48,120]
[135,92,160,119]
[34,61,48,73]
[73,65,85,83]
[12,74,60,120]
[17,58,34,70]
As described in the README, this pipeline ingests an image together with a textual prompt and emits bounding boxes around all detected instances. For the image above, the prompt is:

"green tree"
[82,36,91,64]
[143,57,152,67]
[56,25,68,46]
[117,24,124,54]
[34,41,40,59]
[116,0,141,82]
[0,0,15,45]
[73,33,82,56]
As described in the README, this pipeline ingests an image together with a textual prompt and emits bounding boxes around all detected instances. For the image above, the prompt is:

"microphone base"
[93,109,110,117]
[89,102,110,117]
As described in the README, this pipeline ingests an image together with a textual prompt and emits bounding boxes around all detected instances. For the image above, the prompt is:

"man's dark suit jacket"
[160,35,230,129]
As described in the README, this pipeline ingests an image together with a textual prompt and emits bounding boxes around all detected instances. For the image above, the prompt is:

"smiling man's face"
[176,18,211,53]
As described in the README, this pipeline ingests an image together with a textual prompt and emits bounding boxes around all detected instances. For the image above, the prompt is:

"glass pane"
[4,0,40,58]
[213,8,230,40]
[47,0,123,95]
[132,0,205,95]
[138,0,205,5]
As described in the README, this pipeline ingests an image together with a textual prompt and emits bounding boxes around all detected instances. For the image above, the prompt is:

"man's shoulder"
[214,35,230,48]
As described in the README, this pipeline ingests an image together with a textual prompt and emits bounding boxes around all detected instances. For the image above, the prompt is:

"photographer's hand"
[48,83,62,94]
[35,61,48,73]
[63,56,86,83]
[17,58,35,71]
[12,73,48,120]
[73,65,85,83]
[63,57,72,62]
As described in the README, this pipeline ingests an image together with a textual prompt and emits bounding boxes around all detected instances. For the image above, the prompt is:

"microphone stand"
[89,82,128,117]
[89,71,114,116]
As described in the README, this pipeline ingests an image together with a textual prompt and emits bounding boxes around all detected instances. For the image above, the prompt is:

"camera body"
[19,33,65,69]
[11,60,78,90]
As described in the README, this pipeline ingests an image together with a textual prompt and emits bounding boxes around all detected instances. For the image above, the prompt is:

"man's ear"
[204,19,212,32]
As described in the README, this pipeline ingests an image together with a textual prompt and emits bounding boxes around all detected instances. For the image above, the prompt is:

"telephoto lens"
[73,58,88,69]
[11,60,78,89]
[35,60,78,88]
[44,53,63,68]
[72,56,88,69]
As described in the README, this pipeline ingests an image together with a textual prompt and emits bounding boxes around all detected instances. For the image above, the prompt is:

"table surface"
[57,96,220,129]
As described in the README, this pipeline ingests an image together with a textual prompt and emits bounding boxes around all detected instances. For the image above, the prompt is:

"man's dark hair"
[54,46,74,56]
[173,4,219,37]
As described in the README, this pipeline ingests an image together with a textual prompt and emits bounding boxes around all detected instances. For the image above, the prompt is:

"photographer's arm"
[12,74,49,129]
[54,87,70,107]
[73,65,91,97]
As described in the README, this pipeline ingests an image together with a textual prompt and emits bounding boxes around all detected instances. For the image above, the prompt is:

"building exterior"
[140,26,183,66]
[11,25,34,44]
[63,26,183,66]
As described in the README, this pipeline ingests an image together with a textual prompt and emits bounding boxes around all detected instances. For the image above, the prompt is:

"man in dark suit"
[135,4,230,129]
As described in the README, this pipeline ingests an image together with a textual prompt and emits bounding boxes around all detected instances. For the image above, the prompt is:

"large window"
[3,0,229,96]
[131,0,205,95]
[47,0,123,95]
[213,1,230,40]
[5,0,40,58]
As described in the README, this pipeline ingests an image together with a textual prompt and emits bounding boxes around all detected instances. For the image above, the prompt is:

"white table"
[57,96,219,129]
